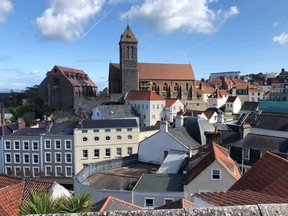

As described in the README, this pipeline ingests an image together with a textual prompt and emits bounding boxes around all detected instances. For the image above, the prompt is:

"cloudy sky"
[0,0,288,91]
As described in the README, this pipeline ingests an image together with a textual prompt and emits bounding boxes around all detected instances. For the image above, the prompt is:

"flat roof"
[84,163,159,190]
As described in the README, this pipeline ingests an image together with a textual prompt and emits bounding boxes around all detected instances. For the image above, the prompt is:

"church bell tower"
[119,25,139,94]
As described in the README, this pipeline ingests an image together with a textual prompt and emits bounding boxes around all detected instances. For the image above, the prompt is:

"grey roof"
[0,123,17,136]
[213,123,231,131]
[231,133,288,153]
[95,104,139,119]
[241,101,259,111]
[251,113,288,131]
[133,173,184,192]
[10,128,46,136]
[220,131,241,145]
[80,119,138,129]
[48,123,77,135]
[169,127,200,150]
[140,125,160,132]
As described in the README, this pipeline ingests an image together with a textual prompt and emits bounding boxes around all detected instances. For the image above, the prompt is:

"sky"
[1,0,288,91]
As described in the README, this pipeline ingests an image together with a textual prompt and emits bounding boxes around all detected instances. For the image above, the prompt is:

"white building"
[248,89,264,102]
[225,96,241,114]
[208,89,230,109]
[164,98,184,123]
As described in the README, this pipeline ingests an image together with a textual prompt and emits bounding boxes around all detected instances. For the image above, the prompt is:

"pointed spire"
[120,25,138,43]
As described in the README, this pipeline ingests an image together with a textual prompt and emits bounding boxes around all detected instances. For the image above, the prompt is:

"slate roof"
[240,101,259,111]
[187,143,241,183]
[156,198,194,209]
[0,123,17,136]
[10,128,46,136]
[80,119,138,129]
[48,123,77,135]
[92,196,143,212]
[120,25,138,43]
[246,113,288,131]
[168,127,201,150]
[133,174,185,192]
[94,104,139,119]
[125,91,164,101]
[226,96,238,103]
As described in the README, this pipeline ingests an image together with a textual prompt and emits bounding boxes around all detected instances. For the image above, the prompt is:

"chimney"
[46,116,53,132]
[17,118,25,130]
[1,107,4,136]
[200,82,204,90]
[240,124,250,139]
[175,111,184,128]
[217,113,224,123]
[160,121,168,132]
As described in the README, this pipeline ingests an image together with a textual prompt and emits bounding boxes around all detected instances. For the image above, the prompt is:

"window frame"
[23,153,30,164]
[54,139,61,150]
[23,140,30,151]
[105,148,111,158]
[32,153,39,164]
[44,139,51,150]
[55,152,62,163]
[211,169,221,180]
[45,152,52,163]
[144,198,154,208]
[14,140,21,150]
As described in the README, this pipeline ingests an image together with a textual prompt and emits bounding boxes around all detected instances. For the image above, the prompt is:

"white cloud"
[273,33,288,45]
[33,0,105,42]
[120,0,239,34]
[0,0,13,23]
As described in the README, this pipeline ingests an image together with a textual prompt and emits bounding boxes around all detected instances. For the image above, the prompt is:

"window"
[45,152,51,163]
[82,129,88,133]
[211,169,221,180]
[32,141,39,151]
[145,198,154,208]
[105,129,111,132]
[14,141,20,150]
[93,136,99,142]
[65,166,72,177]
[45,166,52,176]
[152,104,155,109]
[106,136,110,141]
[142,104,144,109]
[116,148,122,156]
[24,167,30,177]
[243,149,250,160]
[44,140,51,149]
[116,129,122,132]
[143,114,146,119]
[5,153,11,163]
[23,141,29,150]
[127,147,133,155]
[152,115,155,119]
[55,152,62,163]
[156,104,159,109]
[94,149,100,158]
[65,140,72,150]
[146,104,149,109]
[33,167,39,177]
[128,135,132,139]
[23,153,30,164]
[163,83,168,92]
[174,83,179,92]
[55,140,61,149]
[14,167,21,176]
[117,135,122,140]
[5,166,12,175]
[32,154,39,164]
[83,137,88,141]
[4,141,11,150]
[185,83,189,91]
[152,82,157,92]
[65,153,72,163]
[93,129,99,132]
[164,199,174,205]
[14,153,21,164]
[127,128,132,131]
[105,148,111,157]
[82,150,88,159]
[55,166,62,177]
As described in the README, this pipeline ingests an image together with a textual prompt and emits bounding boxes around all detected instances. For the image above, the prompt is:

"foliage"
[20,192,93,215]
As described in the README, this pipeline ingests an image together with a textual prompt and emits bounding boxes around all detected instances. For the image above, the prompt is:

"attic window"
[211,169,221,180]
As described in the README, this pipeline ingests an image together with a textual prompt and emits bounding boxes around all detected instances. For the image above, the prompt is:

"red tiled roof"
[0,182,23,216]
[0,174,22,189]
[195,190,288,206]
[165,98,178,107]
[188,143,240,183]
[125,91,164,101]
[211,78,222,86]
[232,78,246,84]
[209,89,230,99]
[229,152,288,198]
[22,180,53,202]
[48,65,97,88]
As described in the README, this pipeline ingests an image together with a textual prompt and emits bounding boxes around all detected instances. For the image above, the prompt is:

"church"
[109,25,197,102]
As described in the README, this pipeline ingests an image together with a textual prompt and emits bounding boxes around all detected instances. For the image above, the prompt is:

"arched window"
[174,83,179,92]
[163,83,168,92]
[152,82,157,92]
[186,83,189,92]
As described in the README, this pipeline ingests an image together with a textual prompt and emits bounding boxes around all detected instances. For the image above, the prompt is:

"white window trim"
[14,166,21,176]
[211,169,221,180]
[93,149,100,158]
[55,166,62,177]
[44,139,51,150]
[4,140,11,150]
[23,140,30,151]
[32,140,39,151]
[23,153,30,164]
[5,166,12,174]
[127,147,133,155]
[32,153,39,165]
[45,152,52,163]
[144,197,154,208]
[116,148,122,157]
[54,139,62,150]
[65,152,72,164]
[23,166,30,177]
[65,166,73,177]
[64,139,72,150]
[105,148,111,158]
[32,167,40,178]
[13,140,21,150]
[243,148,250,160]
[164,198,174,205]
[45,165,52,176]
[55,152,62,163]
[82,149,88,159]
[4,153,11,164]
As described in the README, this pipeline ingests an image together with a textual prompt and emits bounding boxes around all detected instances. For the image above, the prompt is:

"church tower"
[119,25,139,94]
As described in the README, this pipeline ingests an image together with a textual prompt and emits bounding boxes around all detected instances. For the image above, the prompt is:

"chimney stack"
[240,124,250,139]
[175,110,184,128]
[160,121,168,132]
[17,118,25,130]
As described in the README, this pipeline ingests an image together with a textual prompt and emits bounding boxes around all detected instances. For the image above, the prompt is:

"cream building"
[74,119,139,174]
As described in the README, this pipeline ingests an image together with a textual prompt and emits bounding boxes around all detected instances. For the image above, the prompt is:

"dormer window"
[211,169,221,180]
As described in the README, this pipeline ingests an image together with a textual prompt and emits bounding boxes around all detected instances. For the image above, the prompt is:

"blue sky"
[1,0,288,91]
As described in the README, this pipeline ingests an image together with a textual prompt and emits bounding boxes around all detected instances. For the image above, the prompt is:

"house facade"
[225,96,241,114]
[74,119,139,174]
[163,99,184,123]
[208,89,230,108]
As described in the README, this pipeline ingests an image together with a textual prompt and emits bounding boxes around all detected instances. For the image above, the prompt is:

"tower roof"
[120,25,138,43]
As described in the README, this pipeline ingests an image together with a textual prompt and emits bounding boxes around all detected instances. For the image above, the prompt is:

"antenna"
[127,15,129,25]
